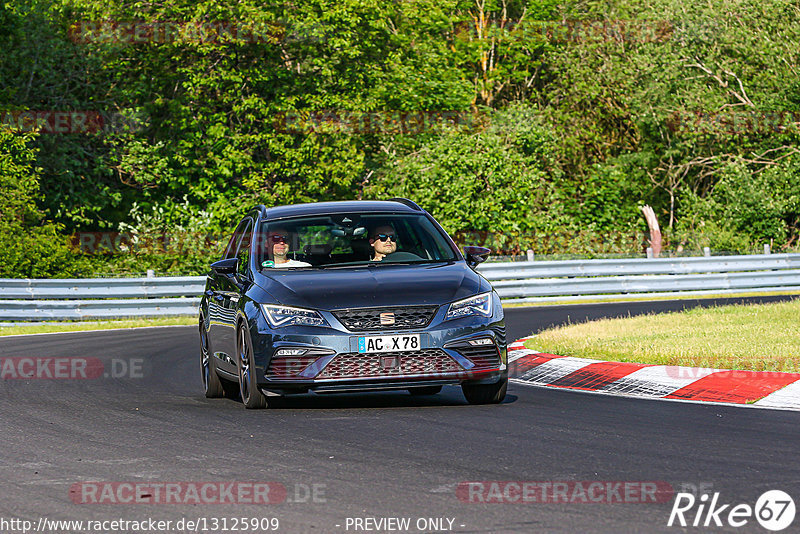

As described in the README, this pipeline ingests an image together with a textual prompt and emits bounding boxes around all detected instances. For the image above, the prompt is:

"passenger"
[368,224,398,261]
[262,228,310,268]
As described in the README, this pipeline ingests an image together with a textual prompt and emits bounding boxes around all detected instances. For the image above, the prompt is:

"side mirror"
[210,257,238,276]
[463,246,491,267]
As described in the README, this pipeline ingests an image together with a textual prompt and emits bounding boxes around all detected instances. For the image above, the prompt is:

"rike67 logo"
[668,490,795,531]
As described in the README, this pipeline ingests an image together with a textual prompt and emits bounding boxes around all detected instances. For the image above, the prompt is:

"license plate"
[357,334,421,354]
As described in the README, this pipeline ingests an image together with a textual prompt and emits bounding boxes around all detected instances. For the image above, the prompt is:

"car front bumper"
[248,305,507,395]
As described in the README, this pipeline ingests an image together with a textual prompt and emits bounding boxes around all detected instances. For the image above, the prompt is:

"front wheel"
[462,377,507,405]
[237,325,268,409]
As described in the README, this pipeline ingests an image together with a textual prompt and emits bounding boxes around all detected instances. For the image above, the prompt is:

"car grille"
[453,344,502,370]
[266,354,320,378]
[332,306,438,332]
[316,349,462,379]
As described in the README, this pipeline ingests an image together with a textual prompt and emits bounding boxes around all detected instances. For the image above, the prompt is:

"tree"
[0,130,82,277]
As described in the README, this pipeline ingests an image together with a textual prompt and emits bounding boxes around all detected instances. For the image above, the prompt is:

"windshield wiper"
[369,259,450,266]
[313,263,371,269]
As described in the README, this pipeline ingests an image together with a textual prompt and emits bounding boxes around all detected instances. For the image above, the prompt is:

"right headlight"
[445,292,493,321]
[260,304,329,328]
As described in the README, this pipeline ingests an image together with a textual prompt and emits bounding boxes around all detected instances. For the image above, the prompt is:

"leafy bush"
[3,0,800,274]
[98,197,227,275]
[369,106,564,251]
[0,130,87,277]
[674,158,800,252]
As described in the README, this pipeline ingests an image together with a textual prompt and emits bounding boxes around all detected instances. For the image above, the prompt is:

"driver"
[368,224,398,261]
[262,227,310,268]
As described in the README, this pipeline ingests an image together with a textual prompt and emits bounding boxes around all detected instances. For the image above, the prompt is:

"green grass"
[0,316,196,337]
[524,298,800,373]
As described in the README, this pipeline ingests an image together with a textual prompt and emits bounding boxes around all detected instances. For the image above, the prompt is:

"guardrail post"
[703,247,711,257]
[526,249,534,261]
[146,269,155,278]
[646,247,653,259]
[764,244,771,255]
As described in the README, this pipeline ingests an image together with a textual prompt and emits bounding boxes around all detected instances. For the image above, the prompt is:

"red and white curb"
[508,337,800,411]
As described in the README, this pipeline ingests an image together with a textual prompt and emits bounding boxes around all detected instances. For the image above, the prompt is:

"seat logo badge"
[380,312,396,325]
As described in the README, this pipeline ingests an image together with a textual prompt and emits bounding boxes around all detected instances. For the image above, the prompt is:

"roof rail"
[387,197,422,211]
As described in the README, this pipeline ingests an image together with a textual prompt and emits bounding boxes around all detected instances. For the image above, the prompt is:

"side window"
[237,225,253,277]
[224,218,252,260]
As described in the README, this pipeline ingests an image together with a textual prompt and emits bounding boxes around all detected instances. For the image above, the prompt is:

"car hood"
[253,261,489,310]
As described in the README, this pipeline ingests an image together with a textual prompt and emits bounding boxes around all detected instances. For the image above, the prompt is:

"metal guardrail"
[479,253,800,303]
[0,276,206,300]
[0,298,201,321]
[1,253,799,320]
[0,276,206,321]
[478,254,800,279]
[491,269,800,300]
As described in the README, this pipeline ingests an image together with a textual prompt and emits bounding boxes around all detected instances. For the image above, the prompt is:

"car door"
[220,217,255,371]
[209,217,252,373]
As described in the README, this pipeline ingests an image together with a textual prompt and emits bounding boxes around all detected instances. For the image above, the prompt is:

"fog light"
[274,348,307,357]
[468,338,494,346]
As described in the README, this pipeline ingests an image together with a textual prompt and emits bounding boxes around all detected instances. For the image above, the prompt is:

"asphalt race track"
[1,297,798,533]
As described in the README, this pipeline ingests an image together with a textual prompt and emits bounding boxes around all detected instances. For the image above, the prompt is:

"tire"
[408,386,442,396]
[462,377,508,405]
[200,318,226,398]
[237,324,268,409]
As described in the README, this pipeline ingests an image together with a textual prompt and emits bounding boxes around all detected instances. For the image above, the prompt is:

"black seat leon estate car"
[199,198,507,408]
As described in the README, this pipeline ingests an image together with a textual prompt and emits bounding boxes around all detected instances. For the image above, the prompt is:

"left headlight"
[260,304,329,328]
[445,292,492,320]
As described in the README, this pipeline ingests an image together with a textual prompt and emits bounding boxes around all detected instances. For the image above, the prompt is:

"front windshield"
[256,213,459,269]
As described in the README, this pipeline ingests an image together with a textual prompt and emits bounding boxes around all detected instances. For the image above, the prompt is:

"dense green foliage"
[1,0,798,275]
[0,131,85,276]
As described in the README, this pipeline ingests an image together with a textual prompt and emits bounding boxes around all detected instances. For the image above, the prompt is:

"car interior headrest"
[350,239,372,259]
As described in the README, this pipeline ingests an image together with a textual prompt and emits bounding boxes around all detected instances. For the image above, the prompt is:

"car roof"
[261,199,424,220]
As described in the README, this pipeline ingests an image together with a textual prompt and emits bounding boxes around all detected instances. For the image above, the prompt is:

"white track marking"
[754,379,800,409]
[516,356,597,383]
[598,365,719,397]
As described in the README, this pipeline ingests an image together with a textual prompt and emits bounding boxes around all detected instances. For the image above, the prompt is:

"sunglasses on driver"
[269,235,289,244]
[373,233,397,242]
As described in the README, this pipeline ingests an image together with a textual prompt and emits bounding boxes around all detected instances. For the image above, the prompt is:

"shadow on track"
[201,386,518,410]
